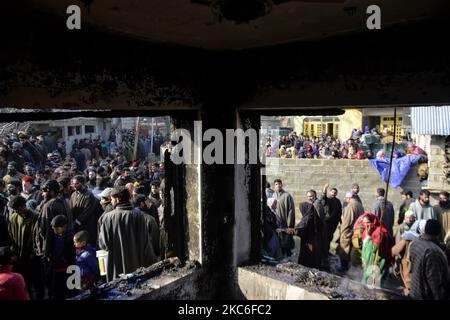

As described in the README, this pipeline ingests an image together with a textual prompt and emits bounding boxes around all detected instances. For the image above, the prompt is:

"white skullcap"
[404,210,415,217]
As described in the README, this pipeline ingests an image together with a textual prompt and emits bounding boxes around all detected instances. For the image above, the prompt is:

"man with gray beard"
[338,192,364,271]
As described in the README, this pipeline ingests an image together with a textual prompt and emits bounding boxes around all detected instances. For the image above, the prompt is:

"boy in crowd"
[73,230,100,290]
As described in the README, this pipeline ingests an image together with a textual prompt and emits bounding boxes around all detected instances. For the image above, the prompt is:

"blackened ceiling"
[12,0,450,50]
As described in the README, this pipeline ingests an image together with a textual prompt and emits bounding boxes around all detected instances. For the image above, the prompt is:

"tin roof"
[411,106,450,136]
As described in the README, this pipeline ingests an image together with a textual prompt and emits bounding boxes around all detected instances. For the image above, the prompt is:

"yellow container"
[96,250,108,276]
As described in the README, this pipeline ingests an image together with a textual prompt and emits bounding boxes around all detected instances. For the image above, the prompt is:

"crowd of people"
[1,124,449,300]
[0,129,168,300]
[264,127,423,160]
[263,180,450,299]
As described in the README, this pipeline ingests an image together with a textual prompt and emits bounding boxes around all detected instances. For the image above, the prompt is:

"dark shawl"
[8,209,39,260]
[35,197,70,257]
[70,189,102,246]
[296,202,326,269]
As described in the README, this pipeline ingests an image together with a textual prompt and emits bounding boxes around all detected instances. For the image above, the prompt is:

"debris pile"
[243,263,405,300]
[71,258,201,300]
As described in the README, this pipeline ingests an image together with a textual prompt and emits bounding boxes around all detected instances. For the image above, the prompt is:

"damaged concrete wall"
[184,119,203,263]
[0,7,200,110]
[234,163,252,266]
[186,162,202,263]
[2,5,450,300]
[428,136,450,192]
[237,20,450,110]
[236,264,404,300]
[137,269,212,300]
[3,10,450,111]
[73,259,214,300]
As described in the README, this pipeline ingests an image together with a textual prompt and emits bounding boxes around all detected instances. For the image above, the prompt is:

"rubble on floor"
[240,263,406,300]
[70,258,201,300]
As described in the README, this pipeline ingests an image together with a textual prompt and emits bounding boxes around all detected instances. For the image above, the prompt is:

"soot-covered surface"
[242,263,405,300]
[71,258,201,300]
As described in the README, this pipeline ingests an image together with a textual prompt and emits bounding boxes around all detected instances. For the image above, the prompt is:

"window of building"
[85,125,95,134]
[68,125,82,136]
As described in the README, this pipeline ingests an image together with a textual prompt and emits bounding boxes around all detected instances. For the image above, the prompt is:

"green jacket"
[8,209,39,260]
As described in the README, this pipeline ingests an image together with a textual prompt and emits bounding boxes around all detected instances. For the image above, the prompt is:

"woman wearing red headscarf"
[355,150,365,160]
[360,212,394,287]
[305,144,314,159]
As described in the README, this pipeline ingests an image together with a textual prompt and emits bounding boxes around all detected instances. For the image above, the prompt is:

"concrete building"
[362,107,408,141]
[2,1,450,301]
[411,106,450,194]
[30,118,112,153]
[299,108,408,141]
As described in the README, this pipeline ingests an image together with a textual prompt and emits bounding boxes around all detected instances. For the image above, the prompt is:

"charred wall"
[2,4,450,299]
[2,6,450,110]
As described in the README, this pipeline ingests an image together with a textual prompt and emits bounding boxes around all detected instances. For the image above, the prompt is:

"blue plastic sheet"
[369,155,421,188]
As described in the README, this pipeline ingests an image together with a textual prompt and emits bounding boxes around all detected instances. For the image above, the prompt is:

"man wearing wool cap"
[338,191,364,271]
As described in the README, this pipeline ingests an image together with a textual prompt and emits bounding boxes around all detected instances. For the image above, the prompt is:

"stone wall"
[427,136,450,192]
[265,158,422,223]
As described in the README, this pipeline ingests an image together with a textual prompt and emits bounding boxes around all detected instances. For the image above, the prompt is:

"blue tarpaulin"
[369,155,421,189]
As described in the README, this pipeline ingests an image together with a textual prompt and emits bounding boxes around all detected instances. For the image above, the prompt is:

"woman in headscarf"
[312,144,320,158]
[393,150,403,159]
[364,125,370,134]
[319,144,327,159]
[376,150,385,160]
[295,202,326,270]
[406,143,416,156]
[347,145,356,159]
[355,150,365,160]
[406,143,427,156]
[350,213,367,268]
[262,198,283,260]
[360,212,394,287]
[392,219,426,296]
[297,147,305,159]
[305,144,314,158]
[289,146,297,158]
[279,145,287,158]
[341,149,348,159]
